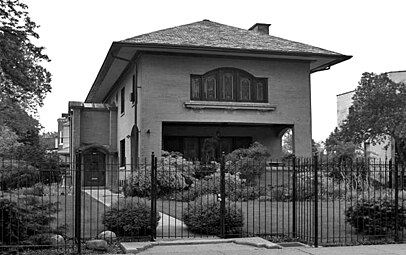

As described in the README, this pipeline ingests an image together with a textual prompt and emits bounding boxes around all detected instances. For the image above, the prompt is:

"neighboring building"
[336,70,406,160]
[57,114,70,162]
[67,20,351,187]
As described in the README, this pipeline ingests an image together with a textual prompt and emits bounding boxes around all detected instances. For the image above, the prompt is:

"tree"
[0,0,52,111]
[0,126,21,156]
[325,127,362,162]
[339,72,406,163]
[0,0,52,161]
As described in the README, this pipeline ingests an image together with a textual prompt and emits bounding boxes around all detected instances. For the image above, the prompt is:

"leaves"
[0,0,51,111]
[331,72,406,162]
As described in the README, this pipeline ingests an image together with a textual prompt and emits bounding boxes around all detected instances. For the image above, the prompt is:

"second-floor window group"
[191,68,267,103]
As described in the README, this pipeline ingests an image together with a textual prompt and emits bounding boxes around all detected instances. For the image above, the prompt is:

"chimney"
[248,23,271,35]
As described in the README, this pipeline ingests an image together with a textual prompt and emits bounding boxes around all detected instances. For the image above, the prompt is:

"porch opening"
[162,122,292,160]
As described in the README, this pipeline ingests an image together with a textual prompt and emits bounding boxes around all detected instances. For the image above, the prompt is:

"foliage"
[0,125,22,156]
[0,195,61,245]
[325,127,363,163]
[193,162,218,179]
[102,199,160,237]
[281,129,293,156]
[337,72,406,163]
[183,194,244,236]
[225,142,270,183]
[345,197,406,235]
[0,0,52,163]
[35,154,64,184]
[124,151,196,197]
[0,162,40,190]
[0,0,52,111]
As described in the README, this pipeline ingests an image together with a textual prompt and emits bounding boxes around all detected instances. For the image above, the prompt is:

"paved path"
[84,189,191,237]
[134,242,406,255]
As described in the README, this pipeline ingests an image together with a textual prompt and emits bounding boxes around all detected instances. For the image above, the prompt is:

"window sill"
[184,101,277,111]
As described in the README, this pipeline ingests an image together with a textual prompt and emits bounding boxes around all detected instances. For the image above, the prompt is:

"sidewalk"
[123,238,406,255]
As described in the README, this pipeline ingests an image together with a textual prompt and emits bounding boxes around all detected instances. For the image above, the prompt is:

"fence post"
[394,154,399,242]
[292,156,297,239]
[220,152,226,238]
[313,153,319,248]
[75,150,82,254]
[150,152,157,241]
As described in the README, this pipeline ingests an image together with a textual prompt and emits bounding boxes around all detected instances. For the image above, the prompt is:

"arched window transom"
[190,68,268,103]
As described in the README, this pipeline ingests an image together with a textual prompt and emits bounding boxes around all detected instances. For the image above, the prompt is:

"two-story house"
[67,20,351,187]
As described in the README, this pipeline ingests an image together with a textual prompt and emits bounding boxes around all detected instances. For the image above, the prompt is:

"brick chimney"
[248,23,271,35]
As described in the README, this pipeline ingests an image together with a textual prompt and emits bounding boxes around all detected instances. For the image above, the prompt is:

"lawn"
[156,198,364,244]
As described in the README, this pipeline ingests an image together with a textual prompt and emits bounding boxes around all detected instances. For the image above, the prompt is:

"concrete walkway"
[84,189,191,237]
[123,240,406,255]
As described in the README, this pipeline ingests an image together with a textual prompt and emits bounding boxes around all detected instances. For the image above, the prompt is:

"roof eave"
[86,41,352,102]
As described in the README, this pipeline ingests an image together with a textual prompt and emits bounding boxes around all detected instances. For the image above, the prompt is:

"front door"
[83,150,106,187]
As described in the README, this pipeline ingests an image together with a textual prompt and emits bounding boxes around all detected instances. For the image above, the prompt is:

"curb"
[121,237,281,254]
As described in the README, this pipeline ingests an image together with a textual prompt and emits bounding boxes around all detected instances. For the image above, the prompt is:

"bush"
[225,142,270,184]
[0,195,61,245]
[183,194,244,236]
[345,197,406,235]
[0,162,40,190]
[102,199,160,237]
[124,151,196,197]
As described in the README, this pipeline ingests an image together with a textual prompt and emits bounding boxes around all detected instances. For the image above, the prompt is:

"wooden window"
[203,75,217,100]
[221,71,234,100]
[239,77,251,101]
[256,81,264,102]
[190,76,201,100]
[190,68,267,103]
[120,139,125,167]
[120,87,125,114]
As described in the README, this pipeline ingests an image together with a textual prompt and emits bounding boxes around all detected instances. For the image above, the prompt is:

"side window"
[190,76,201,100]
[120,87,125,114]
[120,139,125,167]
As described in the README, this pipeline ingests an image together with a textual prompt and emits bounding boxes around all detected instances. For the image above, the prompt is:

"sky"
[25,0,406,142]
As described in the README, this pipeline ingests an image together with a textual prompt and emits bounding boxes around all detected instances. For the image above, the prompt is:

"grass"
[155,198,372,245]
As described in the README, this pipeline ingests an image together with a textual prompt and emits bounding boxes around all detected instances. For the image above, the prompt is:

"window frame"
[120,87,125,115]
[190,68,268,103]
[120,139,126,167]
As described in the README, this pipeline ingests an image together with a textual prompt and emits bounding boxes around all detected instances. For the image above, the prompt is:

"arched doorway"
[83,148,106,187]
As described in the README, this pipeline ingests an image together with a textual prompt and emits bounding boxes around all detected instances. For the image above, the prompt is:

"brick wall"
[134,53,312,158]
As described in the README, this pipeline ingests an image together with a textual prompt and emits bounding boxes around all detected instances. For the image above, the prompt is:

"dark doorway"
[83,149,106,187]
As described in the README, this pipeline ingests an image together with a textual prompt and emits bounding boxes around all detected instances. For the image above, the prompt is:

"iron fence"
[1,153,405,253]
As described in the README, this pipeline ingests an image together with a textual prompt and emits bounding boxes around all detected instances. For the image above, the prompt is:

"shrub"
[0,163,40,190]
[167,172,266,202]
[193,162,219,179]
[229,185,268,201]
[170,172,243,202]
[183,194,244,236]
[36,158,64,185]
[102,199,160,237]
[268,186,292,201]
[225,142,270,184]
[0,195,61,245]
[345,197,406,235]
[124,151,196,197]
